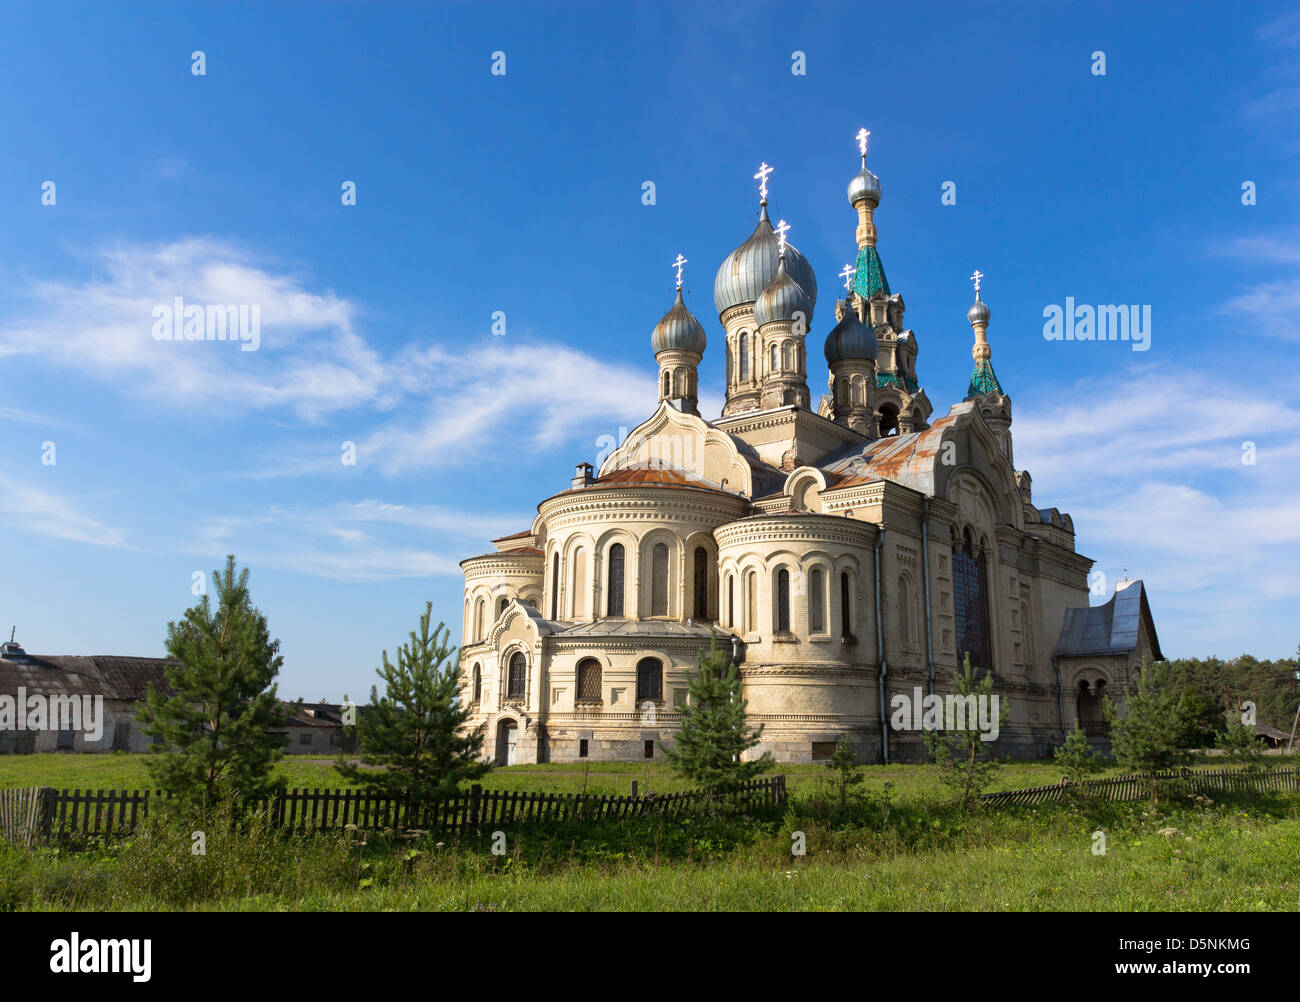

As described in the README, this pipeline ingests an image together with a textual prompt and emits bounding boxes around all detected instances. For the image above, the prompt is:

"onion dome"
[848,161,881,206]
[754,257,814,328]
[651,288,707,354]
[824,305,878,364]
[713,203,818,318]
[967,294,990,325]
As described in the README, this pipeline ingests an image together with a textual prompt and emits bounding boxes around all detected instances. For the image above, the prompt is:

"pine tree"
[1103,657,1192,803]
[664,636,771,799]
[334,602,490,814]
[827,734,864,813]
[1219,715,1267,775]
[922,653,1008,813]
[1054,724,1102,786]
[138,555,286,817]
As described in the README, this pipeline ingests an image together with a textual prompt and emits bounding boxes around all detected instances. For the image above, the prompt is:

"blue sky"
[1,1,1297,700]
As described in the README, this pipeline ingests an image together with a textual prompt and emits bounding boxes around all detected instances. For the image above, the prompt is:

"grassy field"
[0,752,1162,799]
[4,753,1297,911]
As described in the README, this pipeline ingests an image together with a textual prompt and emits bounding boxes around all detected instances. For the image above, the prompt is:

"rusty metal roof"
[491,529,533,542]
[819,411,961,491]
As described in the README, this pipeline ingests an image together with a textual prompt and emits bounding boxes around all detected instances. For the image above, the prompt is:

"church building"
[458,134,1162,765]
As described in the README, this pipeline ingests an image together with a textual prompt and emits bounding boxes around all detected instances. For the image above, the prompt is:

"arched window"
[551,552,560,620]
[879,404,899,437]
[507,651,526,700]
[771,344,780,372]
[727,574,735,628]
[673,368,685,397]
[739,333,750,380]
[474,598,485,642]
[746,571,757,633]
[576,658,602,703]
[571,547,587,620]
[726,341,733,383]
[1020,601,1033,667]
[776,568,791,632]
[636,657,663,702]
[852,376,864,406]
[953,529,992,669]
[693,546,709,620]
[838,378,850,406]
[472,663,482,703]
[809,567,824,633]
[783,342,793,371]
[662,370,670,397]
[607,543,625,617]
[650,542,669,617]
[497,596,509,616]
[841,572,852,637]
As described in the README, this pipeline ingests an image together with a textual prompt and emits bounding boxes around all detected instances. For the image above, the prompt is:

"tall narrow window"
[472,663,482,703]
[776,568,791,632]
[497,596,509,616]
[662,370,670,397]
[507,651,526,699]
[571,547,587,619]
[953,529,992,669]
[746,571,757,633]
[474,598,485,642]
[809,567,824,633]
[576,658,602,703]
[771,344,780,372]
[727,575,735,628]
[783,342,793,370]
[693,547,709,620]
[551,552,560,620]
[739,333,750,380]
[841,572,852,636]
[607,543,625,617]
[636,657,663,702]
[898,574,914,644]
[651,542,669,617]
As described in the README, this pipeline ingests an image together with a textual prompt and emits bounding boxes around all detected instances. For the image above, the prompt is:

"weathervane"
[754,161,773,202]
[970,269,984,297]
[856,127,870,161]
[840,264,855,290]
[774,219,790,256]
[672,253,687,290]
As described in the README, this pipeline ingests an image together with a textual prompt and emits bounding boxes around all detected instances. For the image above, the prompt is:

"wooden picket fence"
[979,765,1300,808]
[0,775,788,847]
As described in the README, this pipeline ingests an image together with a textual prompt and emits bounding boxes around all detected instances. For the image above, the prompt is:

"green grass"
[0,752,1143,799]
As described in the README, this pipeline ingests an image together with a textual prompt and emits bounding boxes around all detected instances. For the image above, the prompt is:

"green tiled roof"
[852,245,890,299]
[875,371,918,393]
[967,359,1005,398]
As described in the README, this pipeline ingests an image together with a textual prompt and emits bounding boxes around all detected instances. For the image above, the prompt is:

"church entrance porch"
[496,719,518,766]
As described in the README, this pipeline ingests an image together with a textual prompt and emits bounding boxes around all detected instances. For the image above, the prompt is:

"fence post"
[468,784,482,834]
[631,780,638,801]
[37,787,54,847]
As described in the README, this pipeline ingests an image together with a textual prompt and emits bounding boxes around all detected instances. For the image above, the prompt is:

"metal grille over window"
[577,658,602,702]
[953,530,992,669]
[607,543,625,617]
[776,568,791,632]
[636,657,663,702]
[508,651,527,699]
[809,567,824,632]
[693,546,709,620]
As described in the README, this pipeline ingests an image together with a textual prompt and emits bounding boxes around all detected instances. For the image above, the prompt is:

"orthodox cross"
[970,270,984,295]
[754,161,773,201]
[672,254,687,290]
[774,219,790,256]
[839,264,855,290]
[856,128,870,159]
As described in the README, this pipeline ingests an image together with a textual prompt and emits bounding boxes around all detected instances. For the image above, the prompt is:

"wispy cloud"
[0,473,128,548]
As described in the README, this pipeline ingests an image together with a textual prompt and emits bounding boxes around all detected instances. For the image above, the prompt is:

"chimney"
[572,462,595,489]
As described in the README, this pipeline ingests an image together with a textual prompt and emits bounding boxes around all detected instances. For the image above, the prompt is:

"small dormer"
[1,629,28,663]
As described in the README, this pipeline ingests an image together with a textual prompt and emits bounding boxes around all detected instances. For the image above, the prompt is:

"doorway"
[497,719,518,766]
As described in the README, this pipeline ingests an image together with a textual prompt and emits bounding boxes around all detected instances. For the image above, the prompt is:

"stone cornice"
[715,512,878,550]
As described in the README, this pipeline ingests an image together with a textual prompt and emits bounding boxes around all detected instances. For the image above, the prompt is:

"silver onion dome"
[713,203,818,318]
[824,304,878,364]
[967,295,990,325]
[651,288,707,355]
[847,162,882,206]
[754,258,814,328]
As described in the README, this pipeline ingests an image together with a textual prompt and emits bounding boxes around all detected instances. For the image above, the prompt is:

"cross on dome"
[970,270,984,296]
[754,161,773,202]
[856,128,870,160]
[672,253,687,290]
[839,264,855,290]
[774,219,790,256]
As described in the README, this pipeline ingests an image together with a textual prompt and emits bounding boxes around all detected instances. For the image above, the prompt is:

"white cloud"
[0,473,128,548]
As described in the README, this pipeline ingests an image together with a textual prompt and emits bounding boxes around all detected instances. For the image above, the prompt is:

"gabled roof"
[0,654,176,700]
[1054,579,1163,661]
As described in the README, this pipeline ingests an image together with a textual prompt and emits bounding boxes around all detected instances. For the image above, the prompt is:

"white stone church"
[459,137,1162,765]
